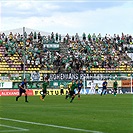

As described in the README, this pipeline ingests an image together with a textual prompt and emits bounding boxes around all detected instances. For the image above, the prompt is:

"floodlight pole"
[23,27,26,79]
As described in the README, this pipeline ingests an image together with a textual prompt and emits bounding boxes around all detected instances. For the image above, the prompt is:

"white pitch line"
[0,117,105,133]
[0,124,29,132]
[0,129,27,132]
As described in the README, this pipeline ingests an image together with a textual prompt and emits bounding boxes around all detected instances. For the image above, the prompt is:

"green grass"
[0,94,133,133]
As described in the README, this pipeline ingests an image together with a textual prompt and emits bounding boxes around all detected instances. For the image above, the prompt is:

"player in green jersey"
[40,77,49,101]
[70,80,78,103]
[113,80,118,96]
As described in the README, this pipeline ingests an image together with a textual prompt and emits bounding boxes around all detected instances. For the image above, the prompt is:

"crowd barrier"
[0,79,133,89]
[0,79,132,96]
[0,88,132,96]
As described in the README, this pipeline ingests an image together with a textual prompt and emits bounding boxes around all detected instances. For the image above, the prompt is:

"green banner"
[43,43,59,50]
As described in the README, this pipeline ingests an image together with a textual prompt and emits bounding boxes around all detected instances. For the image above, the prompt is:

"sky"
[0,0,133,36]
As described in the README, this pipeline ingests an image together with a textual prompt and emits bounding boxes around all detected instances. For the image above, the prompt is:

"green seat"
[32,83,37,89]
[13,83,19,89]
[27,82,32,89]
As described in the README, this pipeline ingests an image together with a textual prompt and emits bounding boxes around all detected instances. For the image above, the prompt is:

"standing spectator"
[82,32,86,41]
[66,33,69,44]
[21,61,24,70]
[31,58,35,67]
[75,33,79,42]
[59,34,61,42]
[92,33,96,42]
[56,33,58,42]
[34,32,37,41]
[24,31,27,39]
[97,33,101,40]
[9,32,13,41]
[88,33,91,41]
[51,32,54,43]
[38,32,41,42]
[72,35,74,41]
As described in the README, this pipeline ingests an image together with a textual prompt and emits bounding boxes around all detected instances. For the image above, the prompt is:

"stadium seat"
[32,83,37,89]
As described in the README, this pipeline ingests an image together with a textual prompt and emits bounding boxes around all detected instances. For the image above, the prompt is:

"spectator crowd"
[0,30,133,73]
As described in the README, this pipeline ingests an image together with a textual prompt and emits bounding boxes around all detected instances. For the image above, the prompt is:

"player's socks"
[25,95,28,102]
[16,96,19,101]
[65,95,68,99]
[42,95,46,99]
[41,95,45,101]
[69,94,72,98]
[65,94,69,99]
[41,97,44,101]
[70,97,74,103]
[78,95,80,100]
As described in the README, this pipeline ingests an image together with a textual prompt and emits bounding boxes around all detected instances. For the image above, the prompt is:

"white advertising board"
[86,80,103,88]
[0,82,12,88]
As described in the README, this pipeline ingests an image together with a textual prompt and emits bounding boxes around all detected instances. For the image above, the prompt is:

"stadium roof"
[1,27,51,36]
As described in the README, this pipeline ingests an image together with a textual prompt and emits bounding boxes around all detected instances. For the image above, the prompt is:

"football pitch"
[0,94,133,133]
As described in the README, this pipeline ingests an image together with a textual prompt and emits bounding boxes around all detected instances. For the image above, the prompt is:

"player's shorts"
[114,88,117,91]
[70,91,75,96]
[102,87,107,90]
[95,89,98,92]
[19,89,26,95]
[78,88,81,93]
[42,90,47,94]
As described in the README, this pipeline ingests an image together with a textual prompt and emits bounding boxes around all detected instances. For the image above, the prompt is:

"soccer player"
[40,77,49,101]
[16,79,28,102]
[77,80,83,100]
[70,80,78,103]
[113,80,118,96]
[101,79,107,96]
[95,83,99,94]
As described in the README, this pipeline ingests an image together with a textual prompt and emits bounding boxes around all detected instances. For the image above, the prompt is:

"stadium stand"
[0,29,133,82]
